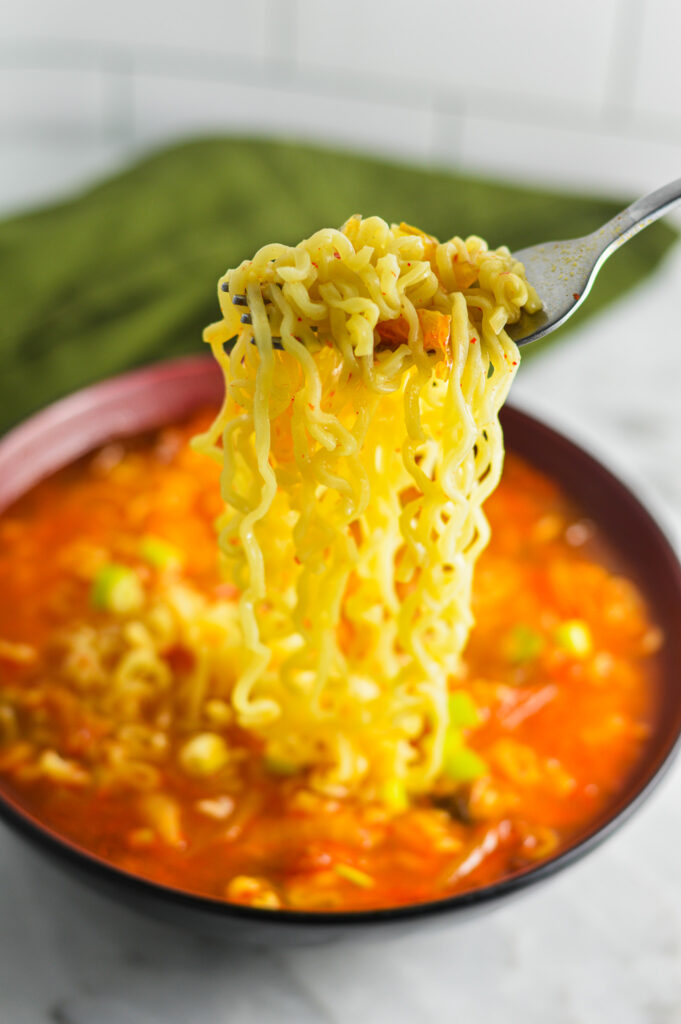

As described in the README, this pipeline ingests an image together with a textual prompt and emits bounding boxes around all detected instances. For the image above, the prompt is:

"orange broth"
[0,410,661,911]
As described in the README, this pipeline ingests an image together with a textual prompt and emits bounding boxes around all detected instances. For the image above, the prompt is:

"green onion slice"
[91,564,144,614]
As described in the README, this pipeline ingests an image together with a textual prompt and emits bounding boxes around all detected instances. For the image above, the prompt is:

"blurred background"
[1,0,680,214]
[1,3,681,1024]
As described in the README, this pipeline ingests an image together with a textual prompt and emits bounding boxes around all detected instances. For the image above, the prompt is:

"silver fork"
[507,176,681,346]
[228,176,681,349]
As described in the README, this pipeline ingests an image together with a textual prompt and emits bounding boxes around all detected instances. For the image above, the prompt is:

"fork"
[228,177,681,349]
[506,176,681,345]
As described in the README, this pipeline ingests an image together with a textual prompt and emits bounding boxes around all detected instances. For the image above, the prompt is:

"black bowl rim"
[0,354,680,928]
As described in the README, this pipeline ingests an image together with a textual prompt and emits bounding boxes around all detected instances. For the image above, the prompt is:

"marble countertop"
[1,249,681,1024]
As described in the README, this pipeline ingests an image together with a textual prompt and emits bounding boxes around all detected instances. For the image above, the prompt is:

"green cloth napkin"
[0,137,676,433]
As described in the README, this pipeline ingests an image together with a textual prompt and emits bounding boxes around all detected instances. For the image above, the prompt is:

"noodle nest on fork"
[192,215,541,799]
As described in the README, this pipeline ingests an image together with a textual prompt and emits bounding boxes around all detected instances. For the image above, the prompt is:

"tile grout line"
[600,0,646,128]
[265,0,299,80]
[429,93,465,166]
[103,52,136,146]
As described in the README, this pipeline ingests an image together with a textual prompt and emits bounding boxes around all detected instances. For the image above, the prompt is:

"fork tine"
[226,336,284,351]
[233,294,271,308]
[240,313,319,336]
[233,314,283,346]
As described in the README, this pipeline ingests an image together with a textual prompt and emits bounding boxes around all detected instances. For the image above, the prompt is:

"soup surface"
[0,411,661,911]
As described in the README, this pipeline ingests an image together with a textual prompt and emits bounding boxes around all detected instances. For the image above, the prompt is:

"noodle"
[192,216,541,798]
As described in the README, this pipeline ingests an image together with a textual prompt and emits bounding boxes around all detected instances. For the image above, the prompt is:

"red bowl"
[0,355,680,943]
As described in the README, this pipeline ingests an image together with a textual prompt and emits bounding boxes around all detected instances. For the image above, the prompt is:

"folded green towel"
[0,137,676,433]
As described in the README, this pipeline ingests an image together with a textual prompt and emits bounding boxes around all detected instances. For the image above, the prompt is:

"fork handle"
[599,177,681,257]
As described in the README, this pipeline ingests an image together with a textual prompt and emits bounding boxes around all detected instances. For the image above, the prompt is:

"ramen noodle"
[193,216,541,798]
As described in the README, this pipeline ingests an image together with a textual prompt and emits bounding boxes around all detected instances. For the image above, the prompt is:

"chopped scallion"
[503,624,545,664]
[91,564,144,614]
[554,619,593,657]
[263,756,300,777]
[139,535,183,571]
[443,727,463,759]
[179,733,229,777]
[448,691,480,728]
[334,864,374,889]
[442,745,488,782]
[381,777,408,813]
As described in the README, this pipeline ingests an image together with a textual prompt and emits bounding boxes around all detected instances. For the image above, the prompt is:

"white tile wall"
[632,0,681,122]
[0,0,679,216]
[459,114,681,196]
[132,73,436,160]
[296,0,619,114]
[0,0,268,60]
[0,67,107,137]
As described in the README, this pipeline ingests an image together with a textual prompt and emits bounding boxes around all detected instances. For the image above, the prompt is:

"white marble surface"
[1,248,681,1024]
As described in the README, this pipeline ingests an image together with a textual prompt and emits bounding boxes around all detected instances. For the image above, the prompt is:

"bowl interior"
[502,412,681,835]
[0,354,680,925]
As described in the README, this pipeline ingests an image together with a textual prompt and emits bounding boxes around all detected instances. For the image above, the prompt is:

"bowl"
[0,354,680,944]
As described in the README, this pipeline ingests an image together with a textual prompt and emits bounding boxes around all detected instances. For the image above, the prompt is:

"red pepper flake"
[573,292,580,301]
[334,252,341,259]
[329,391,336,398]
[312,261,318,268]
[297,317,302,321]
[308,403,315,410]
[469,338,476,344]
[453,254,458,262]
[512,361,518,366]
[407,262,411,266]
